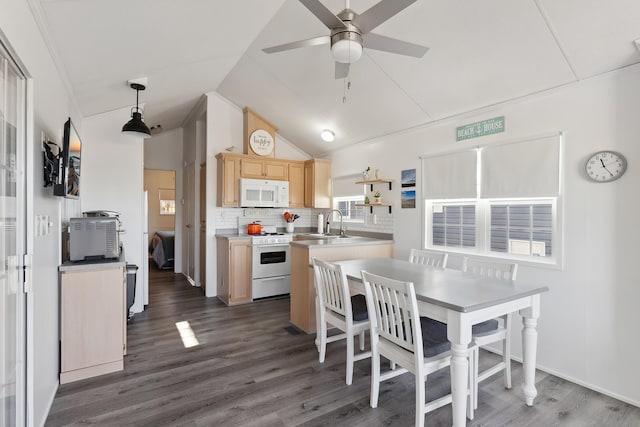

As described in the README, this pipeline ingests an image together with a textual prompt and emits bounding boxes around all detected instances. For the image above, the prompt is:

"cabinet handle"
[259,275,288,281]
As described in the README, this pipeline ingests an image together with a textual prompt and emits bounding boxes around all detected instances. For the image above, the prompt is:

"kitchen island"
[289,236,393,333]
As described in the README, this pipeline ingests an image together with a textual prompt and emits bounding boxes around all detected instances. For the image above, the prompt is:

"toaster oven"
[69,217,121,261]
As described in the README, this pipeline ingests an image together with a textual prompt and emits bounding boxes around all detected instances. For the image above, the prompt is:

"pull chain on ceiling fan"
[262,0,429,79]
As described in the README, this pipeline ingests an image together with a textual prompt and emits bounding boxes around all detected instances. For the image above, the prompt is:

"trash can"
[126,264,138,320]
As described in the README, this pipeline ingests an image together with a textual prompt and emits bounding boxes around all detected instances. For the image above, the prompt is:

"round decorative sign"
[249,129,274,156]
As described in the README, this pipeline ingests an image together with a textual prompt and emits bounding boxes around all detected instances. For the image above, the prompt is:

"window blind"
[332,174,365,197]
[422,150,477,199]
[480,134,561,198]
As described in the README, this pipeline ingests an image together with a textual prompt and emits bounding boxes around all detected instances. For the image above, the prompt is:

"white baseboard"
[479,346,640,408]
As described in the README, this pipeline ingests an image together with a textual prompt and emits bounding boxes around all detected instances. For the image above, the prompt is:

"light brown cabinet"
[216,153,242,207]
[59,264,126,384]
[288,161,305,208]
[216,152,331,208]
[240,157,288,180]
[216,237,252,305]
[304,159,332,208]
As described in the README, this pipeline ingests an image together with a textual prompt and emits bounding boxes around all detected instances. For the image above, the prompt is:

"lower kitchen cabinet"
[59,262,126,384]
[290,241,393,333]
[216,237,252,305]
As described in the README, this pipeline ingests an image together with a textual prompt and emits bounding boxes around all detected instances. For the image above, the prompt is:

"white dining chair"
[361,270,474,427]
[408,249,448,268]
[312,257,371,385]
[462,257,518,409]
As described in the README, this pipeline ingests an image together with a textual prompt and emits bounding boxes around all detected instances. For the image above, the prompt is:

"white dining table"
[334,257,549,427]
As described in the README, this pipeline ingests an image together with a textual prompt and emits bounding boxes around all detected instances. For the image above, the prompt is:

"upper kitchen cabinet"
[216,153,242,207]
[288,161,305,208]
[240,157,288,181]
[304,159,331,208]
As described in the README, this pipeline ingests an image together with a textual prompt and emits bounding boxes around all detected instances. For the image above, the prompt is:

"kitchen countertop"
[290,236,393,248]
[59,249,126,272]
[215,229,393,247]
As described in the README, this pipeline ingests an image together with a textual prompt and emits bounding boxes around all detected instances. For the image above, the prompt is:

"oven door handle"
[253,244,291,249]
[258,275,288,281]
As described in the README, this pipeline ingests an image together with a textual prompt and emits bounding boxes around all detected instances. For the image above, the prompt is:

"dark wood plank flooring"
[46,262,640,426]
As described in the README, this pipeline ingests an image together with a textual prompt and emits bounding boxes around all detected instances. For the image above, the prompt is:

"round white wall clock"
[249,129,274,156]
[585,151,627,182]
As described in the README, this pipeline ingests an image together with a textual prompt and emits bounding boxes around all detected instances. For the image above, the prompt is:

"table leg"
[447,315,471,427]
[520,294,540,406]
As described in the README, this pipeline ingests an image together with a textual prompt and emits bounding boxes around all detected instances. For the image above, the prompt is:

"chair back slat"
[408,249,448,269]
[313,258,349,318]
[362,271,422,358]
[463,258,518,280]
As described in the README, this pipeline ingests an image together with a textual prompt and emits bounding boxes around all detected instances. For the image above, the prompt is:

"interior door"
[185,163,195,282]
[199,163,206,291]
[0,43,27,427]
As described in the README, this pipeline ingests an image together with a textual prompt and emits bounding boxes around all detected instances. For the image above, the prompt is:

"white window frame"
[425,197,562,267]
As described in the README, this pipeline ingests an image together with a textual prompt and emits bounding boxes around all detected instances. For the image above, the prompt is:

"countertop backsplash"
[214,207,393,235]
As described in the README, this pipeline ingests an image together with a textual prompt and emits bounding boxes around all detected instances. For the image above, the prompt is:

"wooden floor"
[46,262,640,426]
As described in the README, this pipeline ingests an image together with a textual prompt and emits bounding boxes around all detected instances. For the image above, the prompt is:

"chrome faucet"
[324,209,345,236]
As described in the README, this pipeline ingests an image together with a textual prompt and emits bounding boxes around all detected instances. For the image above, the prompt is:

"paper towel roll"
[317,214,324,234]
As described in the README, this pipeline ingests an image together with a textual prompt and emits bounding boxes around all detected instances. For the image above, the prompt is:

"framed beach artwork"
[401,169,416,208]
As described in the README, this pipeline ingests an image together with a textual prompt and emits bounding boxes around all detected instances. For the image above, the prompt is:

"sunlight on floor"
[175,321,199,348]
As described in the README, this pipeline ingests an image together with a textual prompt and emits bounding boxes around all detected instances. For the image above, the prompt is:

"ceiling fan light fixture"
[320,129,335,142]
[122,82,151,138]
[331,31,363,63]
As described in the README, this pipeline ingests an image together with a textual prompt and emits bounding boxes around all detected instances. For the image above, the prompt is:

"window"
[490,202,553,257]
[422,133,562,265]
[160,199,176,215]
[159,188,175,215]
[426,198,557,263]
[333,195,365,223]
[432,204,476,248]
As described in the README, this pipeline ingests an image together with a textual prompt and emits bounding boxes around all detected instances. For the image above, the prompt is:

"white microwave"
[239,178,289,208]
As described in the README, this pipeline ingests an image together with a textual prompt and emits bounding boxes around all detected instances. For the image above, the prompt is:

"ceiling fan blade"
[262,35,330,54]
[352,0,417,34]
[363,33,428,58]
[335,62,350,79]
[299,0,347,30]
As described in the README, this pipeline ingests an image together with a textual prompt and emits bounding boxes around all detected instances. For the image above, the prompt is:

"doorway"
[144,169,176,273]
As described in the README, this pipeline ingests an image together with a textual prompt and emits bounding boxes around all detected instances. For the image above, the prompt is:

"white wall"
[82,108,145,313]
[203,93,243,297]
[0,1,84,424]
[144,128,184,272]
[328,64,640,406]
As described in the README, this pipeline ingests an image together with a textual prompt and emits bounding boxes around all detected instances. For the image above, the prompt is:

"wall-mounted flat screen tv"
[54,118,81,199]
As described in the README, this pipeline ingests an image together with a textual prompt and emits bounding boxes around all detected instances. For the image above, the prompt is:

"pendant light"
[122,82,151,138]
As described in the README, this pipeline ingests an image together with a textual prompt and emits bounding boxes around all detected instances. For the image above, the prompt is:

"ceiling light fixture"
[331,31,363,64]
[320,129,335,142]
[122,81,151,138]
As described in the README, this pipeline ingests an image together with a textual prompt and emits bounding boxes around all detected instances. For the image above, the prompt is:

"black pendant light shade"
[122,82,151,138]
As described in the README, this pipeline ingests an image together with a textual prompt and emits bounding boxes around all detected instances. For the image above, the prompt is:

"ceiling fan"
[262,0,428,79]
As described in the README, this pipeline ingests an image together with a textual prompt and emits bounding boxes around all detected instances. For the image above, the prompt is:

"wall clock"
[585,151,627,182]
[249,129,274,156]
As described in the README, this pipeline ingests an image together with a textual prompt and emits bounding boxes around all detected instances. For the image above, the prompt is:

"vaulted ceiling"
[36,0,640,156]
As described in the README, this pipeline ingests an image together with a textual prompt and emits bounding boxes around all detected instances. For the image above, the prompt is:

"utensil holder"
[286,223,295,233]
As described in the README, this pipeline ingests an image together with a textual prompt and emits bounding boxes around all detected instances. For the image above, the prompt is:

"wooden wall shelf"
[355,178,394,192]
[355,203,393,214]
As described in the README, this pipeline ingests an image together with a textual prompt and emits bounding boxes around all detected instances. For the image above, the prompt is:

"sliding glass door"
[0,40,27,427]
